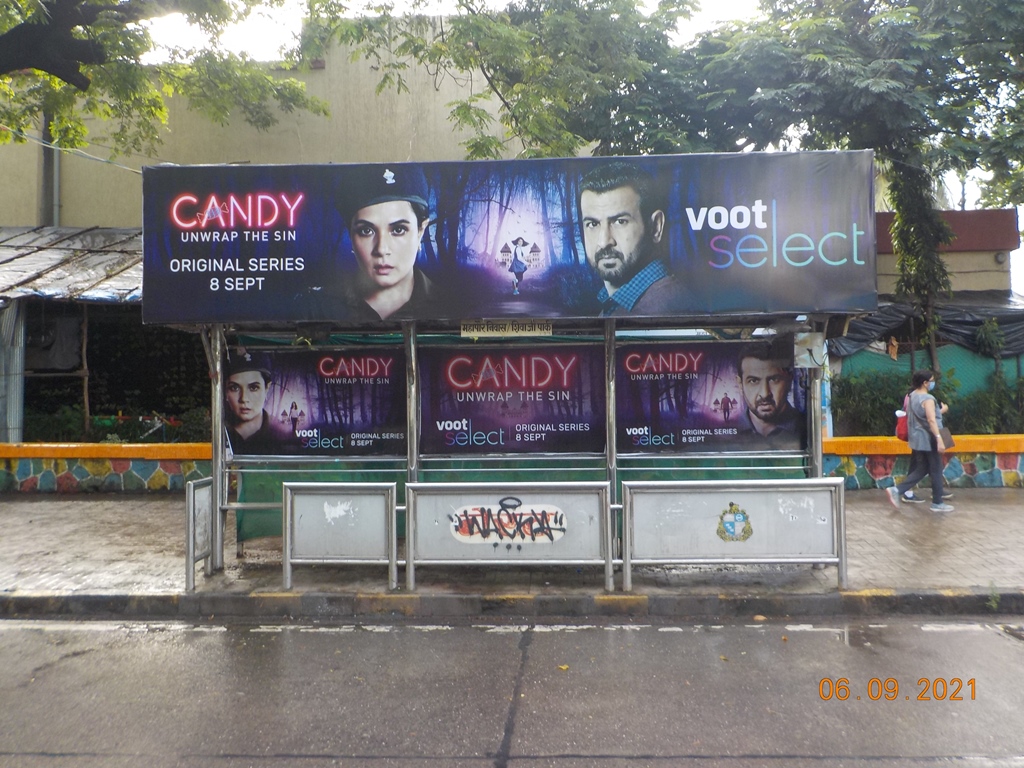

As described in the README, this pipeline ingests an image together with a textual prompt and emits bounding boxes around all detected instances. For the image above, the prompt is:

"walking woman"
[886,369,954,513]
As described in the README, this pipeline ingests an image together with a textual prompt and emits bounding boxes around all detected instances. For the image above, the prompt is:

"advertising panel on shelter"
[222,346,406,457]
[616,335,807,454]
[418,345,606,455]
[407,483,610,565]
[142,151,876,324]
[624,480,840,560]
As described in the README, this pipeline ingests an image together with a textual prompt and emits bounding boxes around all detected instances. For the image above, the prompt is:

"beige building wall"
[0,140,42,225]
[877,251,1013,294]
[2,34,502,229]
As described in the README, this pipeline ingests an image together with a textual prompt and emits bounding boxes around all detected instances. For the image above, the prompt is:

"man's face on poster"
[738,357,792,423]
[580,185,663,289]
[226,371,268,424]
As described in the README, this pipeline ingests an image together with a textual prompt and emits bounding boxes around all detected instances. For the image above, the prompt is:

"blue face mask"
[928,381,936,391]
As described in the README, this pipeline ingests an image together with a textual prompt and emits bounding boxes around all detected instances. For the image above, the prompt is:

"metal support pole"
[404,322,418,590]
[604,319,619,569]
[81,305,90,435]
[604,319,617,505]
[809,366,823,478]
[404,321,418,486]
[208,326,226,570]
[0,301,25,443]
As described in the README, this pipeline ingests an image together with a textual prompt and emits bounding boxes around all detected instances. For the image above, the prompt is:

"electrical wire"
[0,124,144,175]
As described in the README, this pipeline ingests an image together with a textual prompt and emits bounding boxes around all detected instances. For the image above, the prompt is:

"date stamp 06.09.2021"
[819,678,976,702]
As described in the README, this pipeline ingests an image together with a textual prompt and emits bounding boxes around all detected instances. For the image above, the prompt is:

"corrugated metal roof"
[0,227,142,304]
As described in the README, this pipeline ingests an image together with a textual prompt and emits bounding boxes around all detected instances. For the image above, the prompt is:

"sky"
[147,0,764,61]
[147,1,1022,292]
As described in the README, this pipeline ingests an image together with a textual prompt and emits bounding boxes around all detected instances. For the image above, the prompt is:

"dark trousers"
[896,446,945,504]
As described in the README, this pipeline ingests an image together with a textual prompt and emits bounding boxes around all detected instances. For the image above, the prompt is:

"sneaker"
[930,503,955,513]
[942,492,954,500]
[885,486,901,510]
[901,493,926,503]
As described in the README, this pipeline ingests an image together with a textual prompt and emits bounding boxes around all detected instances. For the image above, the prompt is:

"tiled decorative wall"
[0,457,212,493]
[1,441,1020,493]
[824,453,1024,490]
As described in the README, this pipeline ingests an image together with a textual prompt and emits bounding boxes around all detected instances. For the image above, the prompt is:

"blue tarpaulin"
[828,290,1024,358]
[0,227,142,305]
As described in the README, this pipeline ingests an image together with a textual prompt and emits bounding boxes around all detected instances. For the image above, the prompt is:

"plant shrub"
[23,406,213,443]
[22,303,210,443]
[23,405,89,442]
[945,372,1024,434]
[832,367,1024,436]
[831,370,911,436]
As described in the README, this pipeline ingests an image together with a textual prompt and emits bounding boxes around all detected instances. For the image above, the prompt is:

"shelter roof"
[829,290,1024,358]
[0,227,142,305]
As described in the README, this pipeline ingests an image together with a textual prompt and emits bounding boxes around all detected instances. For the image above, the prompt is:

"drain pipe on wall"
[40,110,61,227]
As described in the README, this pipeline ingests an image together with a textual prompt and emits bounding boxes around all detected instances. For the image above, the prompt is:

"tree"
[691,0,1024,370]
[329,0,1024,371]
[317,0,702,160]
[0,0,328,157]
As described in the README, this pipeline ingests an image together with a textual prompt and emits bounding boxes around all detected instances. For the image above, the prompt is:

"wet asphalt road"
[2,617,1023,767]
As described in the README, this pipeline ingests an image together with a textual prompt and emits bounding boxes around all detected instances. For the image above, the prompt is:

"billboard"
[222,347,406,457]
[142,151,875,324]
[615,336,807,453]
[418,345,606,455]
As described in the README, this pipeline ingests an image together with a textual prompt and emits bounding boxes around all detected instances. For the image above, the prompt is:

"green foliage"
[0,0,329,157]
[323,0,1024,349]
[331,0,701,159]
[23,405,89,442]
[944,372,1024,435]
[975,318,1005,364]
[24,406,211,443]
[886,151,954,369]
[161,52,329,133]
[695,0,1024,205]
[22,303,211,443]
[830,370,913,437]
[988,582,1000,613]
[176,406,213,442]
[833,366,1024,436]
[693,0,1024,370]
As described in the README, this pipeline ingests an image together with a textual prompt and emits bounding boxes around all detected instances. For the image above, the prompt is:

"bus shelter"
[146,152,876,589]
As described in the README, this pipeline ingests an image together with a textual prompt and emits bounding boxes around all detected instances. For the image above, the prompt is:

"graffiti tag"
[449,496,567,546]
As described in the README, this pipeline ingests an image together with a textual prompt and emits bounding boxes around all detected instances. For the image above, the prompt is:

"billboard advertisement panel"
[616,336,807,454]
[418,345,606,455]
[142,151,875,324]
[223,346,406,457]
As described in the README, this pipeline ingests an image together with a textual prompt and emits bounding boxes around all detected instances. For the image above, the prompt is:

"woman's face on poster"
[350,200,427,292]
[225,371,268,424]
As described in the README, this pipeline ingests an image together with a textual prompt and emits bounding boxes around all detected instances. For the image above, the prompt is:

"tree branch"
[0,0,186,89]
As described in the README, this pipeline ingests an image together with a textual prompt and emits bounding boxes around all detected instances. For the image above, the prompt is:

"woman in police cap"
[223,350,289,455]
[339,164,436,321]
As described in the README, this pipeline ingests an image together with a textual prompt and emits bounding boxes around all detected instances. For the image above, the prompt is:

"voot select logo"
[624,425,675,447]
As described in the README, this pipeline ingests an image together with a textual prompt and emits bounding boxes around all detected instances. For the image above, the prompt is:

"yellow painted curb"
[0,443,212,460]
[2,436,1019,462]
[594,594,649,614]
[843,588,898,597]
[824,435,1024,456]
[355,593,421,616]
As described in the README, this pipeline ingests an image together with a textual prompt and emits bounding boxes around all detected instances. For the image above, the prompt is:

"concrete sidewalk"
[1,488,1022,621]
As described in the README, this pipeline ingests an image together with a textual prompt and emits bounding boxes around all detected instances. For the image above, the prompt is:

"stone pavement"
[1,488,1022,621]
